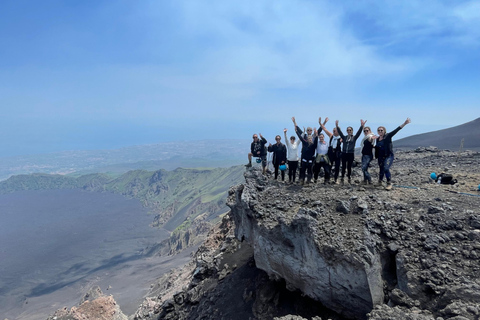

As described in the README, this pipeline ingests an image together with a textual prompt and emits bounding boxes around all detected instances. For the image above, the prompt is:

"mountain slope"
[394,117,480,151]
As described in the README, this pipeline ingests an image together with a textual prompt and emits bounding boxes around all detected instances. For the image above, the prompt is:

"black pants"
[273,162,286,180]
[341,153,355,179]
[288,160,298,182]
[328,149,342,181]
[313,161,331,181]
[299,159,313,182]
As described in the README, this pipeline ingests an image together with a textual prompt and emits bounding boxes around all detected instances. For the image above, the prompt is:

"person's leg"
[333,154,340,182]
[274,162,279,179]
[384,155,394,188]
[313,162,320,182]
[261,155,267,174]
[246,153,253,167]
[377,156,385,184]
[281,167,285,181]
[299,160,306,183]
[323,163,331,183]
[361,155,372,183]
[341,155,347,179]
[306,161,313,183]
[346,153,353,181]
[291,161,298,182]
[288,160,293,182]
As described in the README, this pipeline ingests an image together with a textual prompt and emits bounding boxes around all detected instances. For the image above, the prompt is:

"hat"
[279,164,287,171]
[430,172,437,180]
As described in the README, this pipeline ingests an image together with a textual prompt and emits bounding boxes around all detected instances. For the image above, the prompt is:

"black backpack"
[436,173,457,185]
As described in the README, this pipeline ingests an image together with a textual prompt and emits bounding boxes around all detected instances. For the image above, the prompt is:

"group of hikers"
[245,116,411,190]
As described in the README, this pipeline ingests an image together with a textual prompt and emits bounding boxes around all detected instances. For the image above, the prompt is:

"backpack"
[436,173,457,185]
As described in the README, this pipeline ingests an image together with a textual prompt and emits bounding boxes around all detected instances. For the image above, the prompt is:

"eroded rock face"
[228,169,385,319]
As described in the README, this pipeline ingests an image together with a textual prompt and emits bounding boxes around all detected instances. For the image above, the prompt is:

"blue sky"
[1,0,479,157]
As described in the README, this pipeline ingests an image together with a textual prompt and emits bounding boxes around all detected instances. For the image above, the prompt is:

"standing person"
[245,133,268,174]
[336,119,365,184]
[268,135,287,181]
[292,117,316,185]
[319,118,342,184]
[375,118,411,190]
[360,126,375,185]
[313,130,331,184]
[284,128,300,183]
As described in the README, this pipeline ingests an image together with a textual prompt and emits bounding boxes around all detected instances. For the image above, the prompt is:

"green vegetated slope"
[0,166,246,233]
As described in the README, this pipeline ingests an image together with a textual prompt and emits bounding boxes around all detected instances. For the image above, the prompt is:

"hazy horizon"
[1,1,479,157]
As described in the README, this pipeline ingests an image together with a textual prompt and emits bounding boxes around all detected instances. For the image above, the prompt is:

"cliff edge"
[135,148,480,320]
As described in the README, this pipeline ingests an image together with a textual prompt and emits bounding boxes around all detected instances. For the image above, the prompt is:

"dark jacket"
[375,126,402,158]
[337,125,363,154]
[268,143,287,165]
[250,136,267,157]
[295,126,317,161]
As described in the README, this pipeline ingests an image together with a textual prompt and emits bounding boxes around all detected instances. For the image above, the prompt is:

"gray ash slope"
[394,117,480,151]
[135,148,480,320]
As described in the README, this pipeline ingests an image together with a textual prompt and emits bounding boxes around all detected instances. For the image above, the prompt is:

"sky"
[1,0,479,157]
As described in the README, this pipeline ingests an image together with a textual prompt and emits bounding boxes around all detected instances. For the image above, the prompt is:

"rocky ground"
[47,148,480,320]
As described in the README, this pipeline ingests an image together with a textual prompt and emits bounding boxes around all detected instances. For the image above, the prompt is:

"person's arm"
[389,118,411,138]
[335,120,345,139]
[295,126,306,143]
[283,128,290,147]
[259,133,267,144]
[354,119,365,141]
[267,143,273,152]
[320,117,333,138]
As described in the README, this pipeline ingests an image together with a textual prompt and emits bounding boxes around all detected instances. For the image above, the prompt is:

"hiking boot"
[361,180,368,185]
[348,178,352,185]
[376,181,384,187]
[334,179,339,185]
[300,180,304,185]
[385,182,393,190]
[313,179,317,183]
[340,177,344,185]
[245,162,252,168]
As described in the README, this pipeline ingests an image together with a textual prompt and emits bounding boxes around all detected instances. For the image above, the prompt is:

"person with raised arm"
[319,117,342,184]
[292,117,316,185]
[268,135,287,181]
[245,133,268,174]
[284,128,300,184]
[360,126,375,185]
[336,119,365,185]
[375,118,411,190]
[313,117,331,184]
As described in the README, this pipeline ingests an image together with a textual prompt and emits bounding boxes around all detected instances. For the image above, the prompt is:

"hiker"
[268,135,287,181]
[319,117,342,184]
[293,117,316,185]
[360,126,375,184]
[284,128,300,183]
[374,117,411,190]
[313,129,331,184]
[245,133,268,174]
[336,119,365,184]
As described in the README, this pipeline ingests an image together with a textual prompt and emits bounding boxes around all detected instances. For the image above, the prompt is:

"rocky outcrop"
[228,170,385,319]
[136,149,480,320]
[47,287,127,320]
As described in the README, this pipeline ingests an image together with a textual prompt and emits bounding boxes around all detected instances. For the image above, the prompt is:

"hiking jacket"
[375,126,402,158]
[337,125,363,154]
[268,143,287,165]
[250,136,267,157]
[295,126,317,161]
